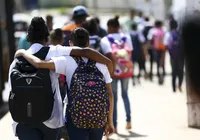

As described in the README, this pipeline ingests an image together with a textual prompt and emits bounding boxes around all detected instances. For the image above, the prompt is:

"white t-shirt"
[8,43,76,135]
[100,33,134,55]
[147,27,167,41]
[51,56,112,105]
[163,32,171,46]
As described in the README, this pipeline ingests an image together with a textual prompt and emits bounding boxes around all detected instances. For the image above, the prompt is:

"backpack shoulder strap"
[73,57,85,66]
[34,47,50,60]
[107,35,115,44]
[86,59,96,67]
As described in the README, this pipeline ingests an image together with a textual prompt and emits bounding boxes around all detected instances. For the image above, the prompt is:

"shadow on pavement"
[0,103,9,120]
[108,131,148,140]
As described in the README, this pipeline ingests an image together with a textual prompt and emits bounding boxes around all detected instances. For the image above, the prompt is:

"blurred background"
[0,0,200,140]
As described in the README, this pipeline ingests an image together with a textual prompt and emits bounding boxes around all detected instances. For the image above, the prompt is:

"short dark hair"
[170,20,178,30]
[27,17,49,44]
[69,27,89,47]
[82,18,98,35]
[107,16,120,28]
[50,28,63,43]
[131,23,137,30]
[155,20,163,27]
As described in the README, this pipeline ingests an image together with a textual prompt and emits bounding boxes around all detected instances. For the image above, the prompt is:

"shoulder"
[62,23,77,31]
[95,62,108,73]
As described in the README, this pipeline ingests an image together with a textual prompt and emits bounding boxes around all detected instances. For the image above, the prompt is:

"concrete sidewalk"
[1,77,200,140]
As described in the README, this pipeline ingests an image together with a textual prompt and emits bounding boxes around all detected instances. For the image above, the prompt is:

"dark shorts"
[16,123,60,140]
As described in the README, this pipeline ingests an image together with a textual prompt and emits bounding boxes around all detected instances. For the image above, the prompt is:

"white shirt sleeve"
[126,35,134,51]
[50,46,80,57]
[100,37,112,55]
[96,63,112,84]
[51,56,68,75]
[163,32,170,46]
[147,28,154,40]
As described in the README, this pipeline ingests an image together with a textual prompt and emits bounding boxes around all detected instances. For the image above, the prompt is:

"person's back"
[62,5,88,46]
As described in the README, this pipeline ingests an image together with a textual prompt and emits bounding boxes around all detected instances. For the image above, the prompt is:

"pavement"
[1,55,200,140]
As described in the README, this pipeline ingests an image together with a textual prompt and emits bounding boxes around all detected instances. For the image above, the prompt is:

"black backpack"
[9,47,54,124]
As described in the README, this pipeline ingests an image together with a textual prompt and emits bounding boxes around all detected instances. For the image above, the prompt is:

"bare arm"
[70,48,113,74]
[105,53,116,77]
[15,50,55,70]
[106,83,114,124]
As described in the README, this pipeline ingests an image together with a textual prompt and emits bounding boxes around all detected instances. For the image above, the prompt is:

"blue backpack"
[68,57,109,128]
[169,30,180,59]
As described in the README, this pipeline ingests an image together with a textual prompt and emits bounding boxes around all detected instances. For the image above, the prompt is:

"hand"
[104,122,115,136]
[14,49,26,58]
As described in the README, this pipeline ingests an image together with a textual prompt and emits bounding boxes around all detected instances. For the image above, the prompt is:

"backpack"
[130,32,142,56]
[89,35,102,53]
[107,35,134,78]
[9,47,54,124]
[68,57,109,129]
[168,30,180,59]
[143,26,152,41]
[153,28,165,50]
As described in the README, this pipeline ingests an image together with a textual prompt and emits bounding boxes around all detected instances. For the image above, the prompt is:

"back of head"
[145,17,150,22]
[49,28,64,45]
[181,12,200,92]
[69,27,89,47]
[82,17,98,36]
[170,20,178,30]
[27,17,49,44]
[72,5,88,24]
[155,20,162,28]
[131,23,137,31]
[107,16,120,28]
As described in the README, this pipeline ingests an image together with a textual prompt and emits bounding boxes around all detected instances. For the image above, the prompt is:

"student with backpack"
[14,27,115,140]
[9,17,112,140]
[148,20,166,84]
[82,17,102,53]
[101,16,134,132]
[62,5,88,46]
[130,23,147,85]
[164,20,184,92]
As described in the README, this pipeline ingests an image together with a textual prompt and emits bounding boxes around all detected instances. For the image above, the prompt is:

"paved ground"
[1,75,200,140]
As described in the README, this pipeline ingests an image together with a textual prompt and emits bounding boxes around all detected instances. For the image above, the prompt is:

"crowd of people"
[10,5,184,140]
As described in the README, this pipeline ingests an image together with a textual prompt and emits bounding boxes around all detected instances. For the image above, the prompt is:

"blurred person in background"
[82,17,102,53]
[130,23,147,85]
[164,20,184,92]
[123,9,140,32]
[18,34,31,50]
[143,17,154,81]
[46,15,53,32]
[62,5,88,46]
[94,17,107,38]
[101,16,134,132]
[148,20,166,84]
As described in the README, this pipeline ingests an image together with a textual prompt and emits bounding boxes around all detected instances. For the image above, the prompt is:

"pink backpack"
[153,28,165,50]
[107,35,134,78]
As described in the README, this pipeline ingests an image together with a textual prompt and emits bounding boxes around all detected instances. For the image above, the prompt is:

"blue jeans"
[16,123,60,140]
[112,78,131,128]
[66,114,104,140]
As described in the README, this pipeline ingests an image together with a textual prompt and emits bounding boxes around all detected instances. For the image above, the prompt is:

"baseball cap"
[72,5,88,17]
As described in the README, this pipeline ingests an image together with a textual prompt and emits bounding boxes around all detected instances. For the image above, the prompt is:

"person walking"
[14,28,115,140]
[101,16,134,132]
